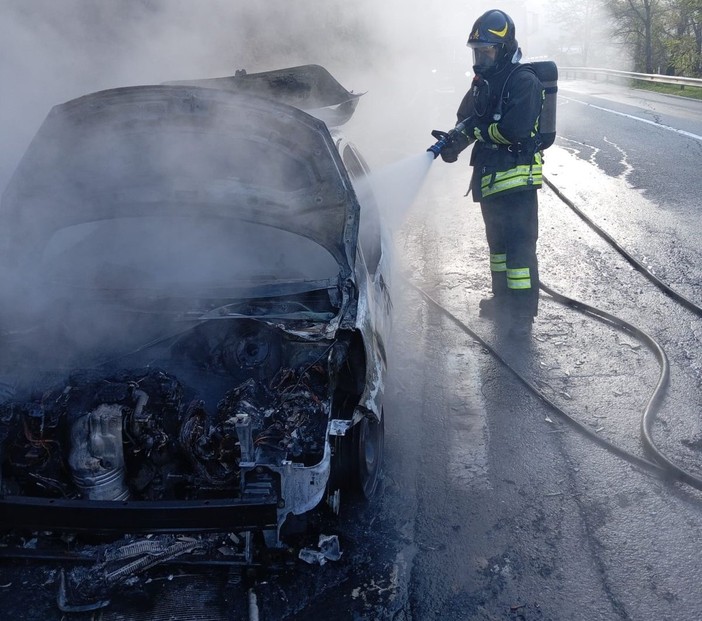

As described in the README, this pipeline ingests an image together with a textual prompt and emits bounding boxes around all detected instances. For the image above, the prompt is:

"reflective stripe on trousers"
[507,266,531,290]
[490,253,507,273]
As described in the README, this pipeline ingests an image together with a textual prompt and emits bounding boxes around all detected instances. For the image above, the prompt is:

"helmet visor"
[469,43,500,72]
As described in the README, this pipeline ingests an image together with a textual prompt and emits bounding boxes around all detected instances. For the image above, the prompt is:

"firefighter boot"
[508,293,537,339]
[478,296,509,321]
[479,272,509,321]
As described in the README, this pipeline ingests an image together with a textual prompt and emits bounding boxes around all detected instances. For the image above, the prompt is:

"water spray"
[357,115,477,234]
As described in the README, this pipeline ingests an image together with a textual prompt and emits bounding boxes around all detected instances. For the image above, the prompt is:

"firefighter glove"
[440,129,471,163]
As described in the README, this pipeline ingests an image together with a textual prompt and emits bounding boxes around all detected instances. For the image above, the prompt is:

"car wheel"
[355,412,384,499]
[328,428,354,511]
[328,412,384,503]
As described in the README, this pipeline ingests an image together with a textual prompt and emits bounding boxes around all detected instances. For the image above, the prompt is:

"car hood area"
[1,82,360,282]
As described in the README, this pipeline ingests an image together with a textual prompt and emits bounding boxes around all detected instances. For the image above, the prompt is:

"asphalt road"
[3,80,702,621]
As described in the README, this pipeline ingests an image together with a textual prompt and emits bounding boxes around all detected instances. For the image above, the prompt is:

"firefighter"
[440,9,544,338]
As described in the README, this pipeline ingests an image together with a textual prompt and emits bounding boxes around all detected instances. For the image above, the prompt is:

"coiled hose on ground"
[407,175,702,492]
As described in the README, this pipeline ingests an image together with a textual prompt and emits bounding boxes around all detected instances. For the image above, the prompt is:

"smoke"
[0,0,504,190]
[3,0,628,189]
[0,0,557,366]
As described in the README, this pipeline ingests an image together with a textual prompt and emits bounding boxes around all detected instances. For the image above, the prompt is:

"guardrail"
[560,66,702,88]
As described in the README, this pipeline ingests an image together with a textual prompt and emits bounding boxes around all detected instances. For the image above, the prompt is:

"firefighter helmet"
[467,10,519,77]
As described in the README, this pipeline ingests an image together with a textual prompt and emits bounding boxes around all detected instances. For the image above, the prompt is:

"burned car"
[0,65,390,610]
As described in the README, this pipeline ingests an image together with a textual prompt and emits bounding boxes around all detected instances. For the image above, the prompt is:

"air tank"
[531,60,558,149]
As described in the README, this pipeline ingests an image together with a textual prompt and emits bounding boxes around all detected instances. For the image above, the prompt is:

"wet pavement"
[256,96,702,618]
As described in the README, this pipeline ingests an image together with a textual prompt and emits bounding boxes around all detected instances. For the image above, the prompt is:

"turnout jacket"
[457,63,545,201]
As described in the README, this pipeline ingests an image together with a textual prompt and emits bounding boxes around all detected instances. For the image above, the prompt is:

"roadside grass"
[631,80,702,101]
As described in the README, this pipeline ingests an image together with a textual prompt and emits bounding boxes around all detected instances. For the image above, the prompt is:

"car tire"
[354,412,384,499]
[329,412,384,502]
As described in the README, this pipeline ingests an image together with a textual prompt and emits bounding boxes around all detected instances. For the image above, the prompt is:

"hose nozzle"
[427,118,471,159]
[427,130,451,159]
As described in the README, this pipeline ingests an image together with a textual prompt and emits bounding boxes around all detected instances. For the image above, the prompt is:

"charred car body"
[0,65,389,609]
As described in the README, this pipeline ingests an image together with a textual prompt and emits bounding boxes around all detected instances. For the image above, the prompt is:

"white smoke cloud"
[1,0,530,189]
[0,0,567,368]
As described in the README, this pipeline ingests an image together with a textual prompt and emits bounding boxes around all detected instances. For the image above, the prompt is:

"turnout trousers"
[479,189,539,320]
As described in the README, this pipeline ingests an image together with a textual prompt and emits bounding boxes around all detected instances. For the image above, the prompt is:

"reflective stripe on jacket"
[480,155,543,198]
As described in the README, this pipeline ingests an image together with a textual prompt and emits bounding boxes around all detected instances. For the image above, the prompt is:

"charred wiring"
[0,364,329,503]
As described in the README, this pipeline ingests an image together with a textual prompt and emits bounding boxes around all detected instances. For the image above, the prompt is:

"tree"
[548,0,635,68]
[663,0,702,75]
[606,0,665,72]
[552,0,592,65]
